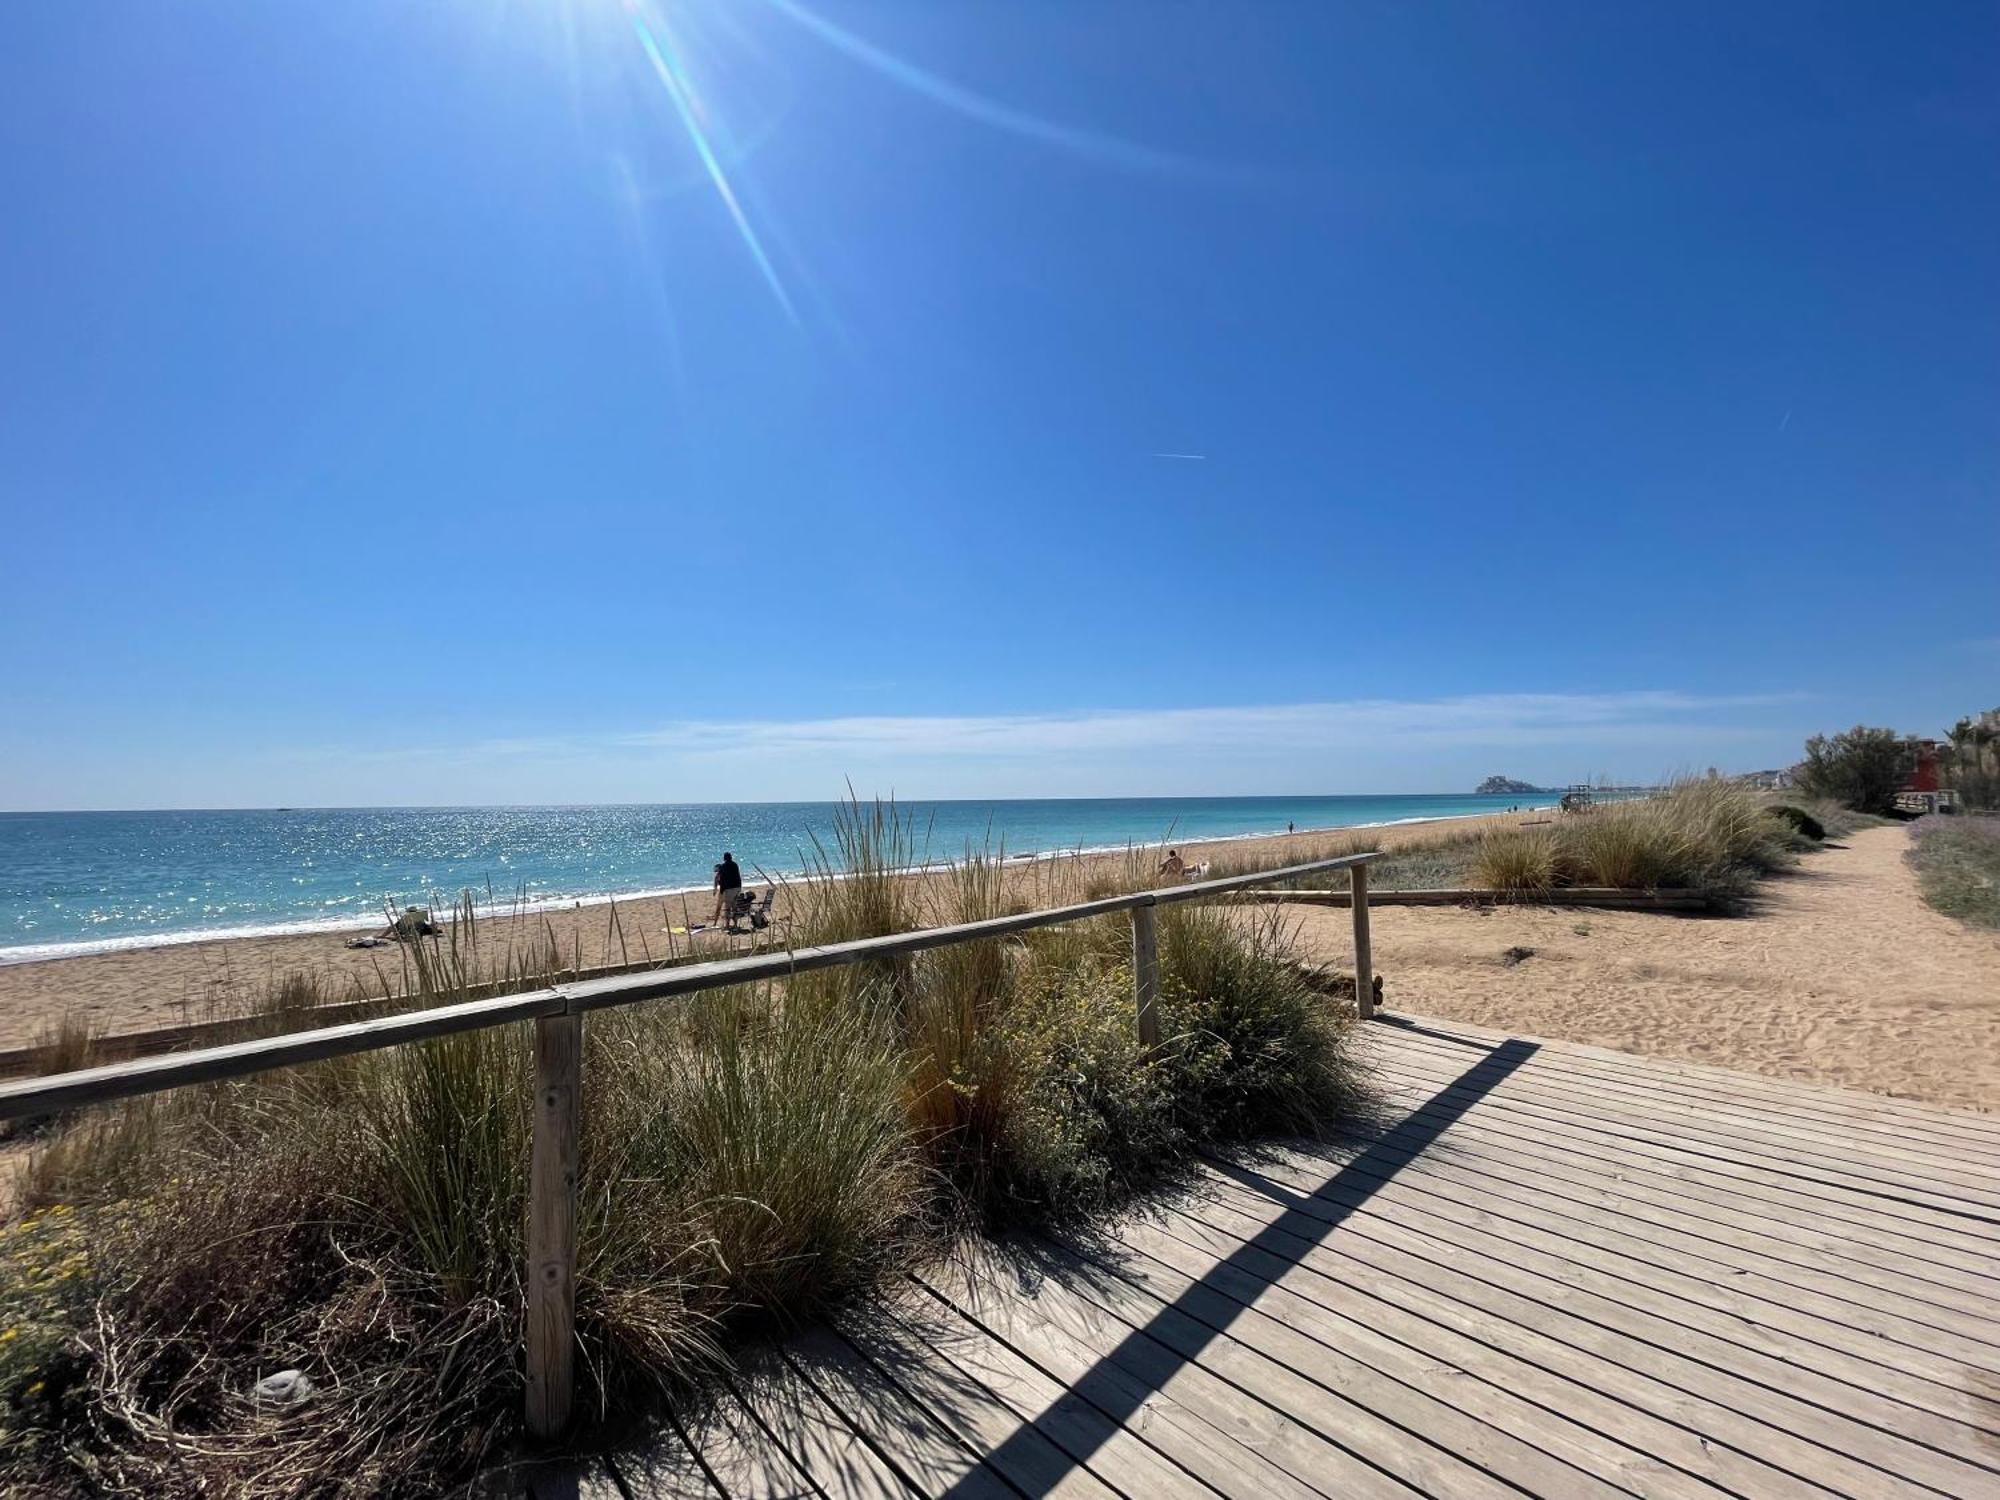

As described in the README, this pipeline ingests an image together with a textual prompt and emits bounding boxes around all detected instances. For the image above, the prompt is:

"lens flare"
[760,0,1188,173]
[622,0,798,323]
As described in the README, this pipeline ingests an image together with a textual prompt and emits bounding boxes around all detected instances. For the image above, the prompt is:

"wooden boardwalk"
[538,1017,2000,1499]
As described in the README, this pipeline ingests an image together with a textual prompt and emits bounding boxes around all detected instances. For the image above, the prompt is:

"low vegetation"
[1,801,1362,1498]
[1907,815,2000,930]
[1467,779,1805,900]
[1794,725,1916,814]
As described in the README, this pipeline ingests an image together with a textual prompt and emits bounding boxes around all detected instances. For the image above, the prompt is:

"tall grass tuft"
[1470,829,1563,892]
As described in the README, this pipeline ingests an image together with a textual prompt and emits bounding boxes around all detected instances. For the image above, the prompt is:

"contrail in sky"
[1152,452,1207,460]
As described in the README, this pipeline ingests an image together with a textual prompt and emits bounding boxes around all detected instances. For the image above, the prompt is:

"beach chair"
[722,886,775,933]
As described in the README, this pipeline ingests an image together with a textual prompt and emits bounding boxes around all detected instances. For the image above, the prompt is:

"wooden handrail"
[0,850,1379,1118]
[0,847,1382,1440]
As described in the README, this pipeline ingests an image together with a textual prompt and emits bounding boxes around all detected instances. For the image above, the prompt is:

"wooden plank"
[1094,1211,1745,1499]
[605,1431,716,1499]
[719,1350,914,1500]
[655,1386,820,1500]
[526,1013,582,1442]
[1045,1220,1852,1500]
[1261,1111,2000,1382]
[1115,1200,1813,1500]
[779,1327,1014,1500]
[920,1241,1417,1500]
[910,1256,1331,1500]
[1338,1073,2000,1331]
[1010,1234,1525,1500]
[833,1311,1123,1499]
[1369,1040,2000,1246]
[1377,1023,2000,1167]
[1368,1053,2000,1266]
[1186,1159,2000,1448]
[0,986,565,1120]
[1385,1014,2000,1145]
[1364,1057,2000,1294]
[1132,905,1160,1051]
[868,1291,1214,1498]
[1165,1178,1952,1500]
[1200,1157,2000,1498]
[1349,863,1375,1020]
[1378,1029,2000,1204]
[1373,1055,2000,1225]
[1248,888,1713,910]
[519,1454,638,1500]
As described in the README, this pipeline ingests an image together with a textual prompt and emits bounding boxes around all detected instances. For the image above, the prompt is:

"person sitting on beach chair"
[381,906,439,941]
[720,884,776,934]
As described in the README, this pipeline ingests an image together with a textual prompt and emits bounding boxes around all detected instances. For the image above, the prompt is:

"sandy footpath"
[0,813,1523,1051]
[1286,823,2000,1111]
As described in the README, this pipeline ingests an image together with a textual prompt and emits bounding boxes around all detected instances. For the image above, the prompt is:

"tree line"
[1794,711,1999,813]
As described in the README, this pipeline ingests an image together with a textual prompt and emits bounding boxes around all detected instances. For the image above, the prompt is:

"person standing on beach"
[711,851,743,926]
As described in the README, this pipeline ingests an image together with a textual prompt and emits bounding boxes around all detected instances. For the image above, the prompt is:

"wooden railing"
[0,850,1381,1440]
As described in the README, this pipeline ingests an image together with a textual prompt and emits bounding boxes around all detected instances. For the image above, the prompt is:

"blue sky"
[2,1,1994,810]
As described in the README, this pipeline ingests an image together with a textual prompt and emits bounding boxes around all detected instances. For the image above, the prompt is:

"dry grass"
[1467,780,1799,900]
[4,796,1363,1497]
[1907,815,2000,930]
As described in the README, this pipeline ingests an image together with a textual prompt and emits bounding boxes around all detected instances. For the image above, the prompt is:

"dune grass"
[1468,779,1802,900]
[1906,815,2000,930]
[2,798,1363,1498]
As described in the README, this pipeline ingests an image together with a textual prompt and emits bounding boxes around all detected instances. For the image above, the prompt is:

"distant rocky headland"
[1475,776,1548,795]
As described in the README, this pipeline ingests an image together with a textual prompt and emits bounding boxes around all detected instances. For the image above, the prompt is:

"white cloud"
[17,688,1806,808]
[604,691,1796,762]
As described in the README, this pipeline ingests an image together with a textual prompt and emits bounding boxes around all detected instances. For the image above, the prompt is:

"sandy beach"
[8,816,1996,1115]
[0,812,1522,1052]
[1286,822,2000,1111]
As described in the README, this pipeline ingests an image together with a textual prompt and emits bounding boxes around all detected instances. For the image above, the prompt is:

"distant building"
[1904,739,1941,793]
[1895,738,1959,813]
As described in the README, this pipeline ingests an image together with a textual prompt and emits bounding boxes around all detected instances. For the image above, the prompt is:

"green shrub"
[1159,905,1359,1140]
[1795,726,1914,814]
[1768,805,1826,842]
[0,1206,93,1465]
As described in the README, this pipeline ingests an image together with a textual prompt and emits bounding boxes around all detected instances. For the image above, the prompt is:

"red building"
[1905,740,1941,793]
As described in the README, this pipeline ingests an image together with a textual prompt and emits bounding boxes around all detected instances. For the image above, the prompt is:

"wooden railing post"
[1131,900,1160,1050]
[1351,862,1375,1020]
[526,1010,581,1442]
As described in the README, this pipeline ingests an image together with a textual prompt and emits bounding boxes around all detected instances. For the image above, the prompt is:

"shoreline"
[0,802,1561,969]
[0,809,1534,1049]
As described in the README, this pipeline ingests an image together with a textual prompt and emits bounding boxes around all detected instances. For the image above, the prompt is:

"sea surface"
[0,794,1559,963]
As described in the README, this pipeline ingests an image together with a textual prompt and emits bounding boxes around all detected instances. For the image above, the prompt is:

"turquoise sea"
[0,794,1560,963]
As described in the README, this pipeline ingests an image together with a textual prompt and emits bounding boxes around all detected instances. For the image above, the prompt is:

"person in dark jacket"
[711,851,743,926]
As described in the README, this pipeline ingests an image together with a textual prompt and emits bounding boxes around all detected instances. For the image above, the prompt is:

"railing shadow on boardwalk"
[803,1037,1541,1500]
